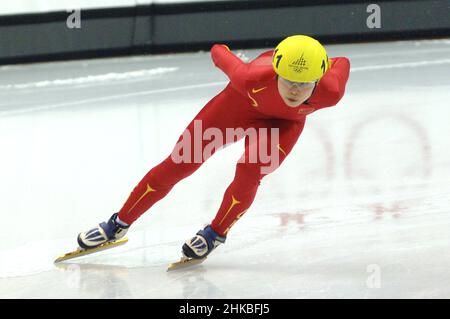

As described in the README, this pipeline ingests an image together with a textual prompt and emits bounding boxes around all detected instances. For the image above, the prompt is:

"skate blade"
[54,237,128,263]
[167,256,206,271]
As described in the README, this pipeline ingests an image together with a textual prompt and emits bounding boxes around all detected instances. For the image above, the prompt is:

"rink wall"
[0,0,449,65]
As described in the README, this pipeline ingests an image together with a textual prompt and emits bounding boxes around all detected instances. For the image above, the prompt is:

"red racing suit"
[117,44,350,236]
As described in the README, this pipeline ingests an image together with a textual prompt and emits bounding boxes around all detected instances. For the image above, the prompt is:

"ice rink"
[1,39,449,298]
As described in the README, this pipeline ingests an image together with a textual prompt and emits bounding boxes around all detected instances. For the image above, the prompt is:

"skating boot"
[77,213,129,249]
[182,224,226,259]
[167,225,226,271]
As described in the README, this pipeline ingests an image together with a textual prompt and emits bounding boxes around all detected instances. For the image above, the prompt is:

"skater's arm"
[211,44,273,94]
[308,57,350,107]
[211,44,243,78]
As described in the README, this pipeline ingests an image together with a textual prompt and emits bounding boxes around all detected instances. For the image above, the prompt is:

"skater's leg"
[78,87,250,248]
[182,118,306,259]
[211,119,306,236]
[117,88,250,225]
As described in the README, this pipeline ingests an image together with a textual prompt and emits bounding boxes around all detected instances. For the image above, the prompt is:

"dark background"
[0,0,449,65]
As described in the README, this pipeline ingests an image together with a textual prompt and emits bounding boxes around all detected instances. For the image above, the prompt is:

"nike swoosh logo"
[252,87,267,94]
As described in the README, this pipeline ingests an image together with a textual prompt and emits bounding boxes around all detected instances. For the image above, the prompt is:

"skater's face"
[277,76,316,107]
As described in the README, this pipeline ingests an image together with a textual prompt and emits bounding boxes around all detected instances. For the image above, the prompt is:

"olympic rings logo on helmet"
[272,35,330,83]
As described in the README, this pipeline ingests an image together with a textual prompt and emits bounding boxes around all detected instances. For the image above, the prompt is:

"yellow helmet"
[272,35,330,83]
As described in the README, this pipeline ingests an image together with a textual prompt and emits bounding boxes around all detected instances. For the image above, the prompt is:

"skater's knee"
[147,156,202,188]
[235,163,265,186]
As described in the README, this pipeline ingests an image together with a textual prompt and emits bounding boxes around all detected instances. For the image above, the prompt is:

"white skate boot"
[77,213,129,249]
[182,224,226,259]
[167,225,226,271]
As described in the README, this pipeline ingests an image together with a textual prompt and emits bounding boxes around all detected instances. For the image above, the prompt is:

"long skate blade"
[54,238,128,263]
[167,256,206,271]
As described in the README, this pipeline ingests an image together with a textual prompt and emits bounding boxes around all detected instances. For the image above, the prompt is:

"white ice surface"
[0,39,449,298]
